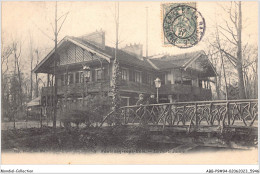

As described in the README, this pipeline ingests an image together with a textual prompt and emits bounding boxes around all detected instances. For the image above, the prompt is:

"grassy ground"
[2,126,171,153]
[2,124,257,153]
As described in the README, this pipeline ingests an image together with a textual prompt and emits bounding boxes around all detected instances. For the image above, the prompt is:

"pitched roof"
[148,50,217,77]
[148,51,205,70]
[34,36,154,73]
[148,57,179,70]
[70,37,154,70]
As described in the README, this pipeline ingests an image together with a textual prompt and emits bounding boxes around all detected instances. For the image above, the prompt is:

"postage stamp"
[161,2,206,48]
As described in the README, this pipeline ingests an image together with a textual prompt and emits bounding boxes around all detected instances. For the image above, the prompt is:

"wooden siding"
[59,43,97,66]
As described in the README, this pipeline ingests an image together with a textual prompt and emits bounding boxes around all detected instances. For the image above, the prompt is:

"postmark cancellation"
[161,2,206,48]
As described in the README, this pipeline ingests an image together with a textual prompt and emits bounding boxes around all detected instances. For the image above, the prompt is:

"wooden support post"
[40,107,43,128]
[209,103,213,125]
[180,69,183,85]
[26,107,28,128]
[226,102,230,126]
[13,111,16,129]
[195,103,198,126]
[47,74,50,87]
[182,105,186,125]
[124,108,126,125]
[170,105,173,125]
[47,105,49,126]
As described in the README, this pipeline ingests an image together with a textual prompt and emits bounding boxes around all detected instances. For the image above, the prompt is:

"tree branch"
[57,12,69,35]
[229,2,238,30]
[220,49,237,66]
[219,30,237,46]
[32,20,55,42]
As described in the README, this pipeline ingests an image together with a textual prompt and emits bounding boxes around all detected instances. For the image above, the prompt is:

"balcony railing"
[41,80,212,100]
[41,80,110,96]
[160,84,212,98]
[120,80,155,94]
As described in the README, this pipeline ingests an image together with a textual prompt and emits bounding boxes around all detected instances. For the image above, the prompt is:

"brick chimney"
[80,29,105,50]
[121,43,143,60]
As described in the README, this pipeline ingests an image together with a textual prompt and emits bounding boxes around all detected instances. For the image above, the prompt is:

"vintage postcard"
[1,0,259,171]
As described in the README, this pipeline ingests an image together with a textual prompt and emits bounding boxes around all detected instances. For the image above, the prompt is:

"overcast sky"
[2,1,258,76]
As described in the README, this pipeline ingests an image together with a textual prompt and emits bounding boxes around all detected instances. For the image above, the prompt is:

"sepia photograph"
[1,0,259,170]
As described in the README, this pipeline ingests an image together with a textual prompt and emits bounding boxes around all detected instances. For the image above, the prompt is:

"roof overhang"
[183,52,217,77]
[33,36,111,74]
[146,59,159,70]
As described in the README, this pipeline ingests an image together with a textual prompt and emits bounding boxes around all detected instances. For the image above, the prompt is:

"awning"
[27,97,41,107]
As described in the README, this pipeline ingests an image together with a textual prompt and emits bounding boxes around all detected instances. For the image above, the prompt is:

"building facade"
[33,31,217,110]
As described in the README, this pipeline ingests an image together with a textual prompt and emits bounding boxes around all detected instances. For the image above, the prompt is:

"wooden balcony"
[119,80,155,94]
[41,80,212,100]
[159,84,212,100]
[41,80,110,97]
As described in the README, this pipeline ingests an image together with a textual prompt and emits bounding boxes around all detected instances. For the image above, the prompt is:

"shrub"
[61,109,91,128]
[86,95,112,126]
[61,95,112,129]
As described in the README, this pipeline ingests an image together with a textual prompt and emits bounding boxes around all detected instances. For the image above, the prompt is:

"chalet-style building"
[33,31,217,110]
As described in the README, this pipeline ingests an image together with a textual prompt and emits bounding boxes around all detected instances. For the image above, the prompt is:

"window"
[121,68,128,81]
[60,74,64,85]
[96,69,102,81]
[134,71,142,83]
[75,72,80,83]
[79,72,84,83]
[199,80,202,88]
[68,73,74,84]
[147,74,153,85]
[183,80,192,86]
[64,74,68,85]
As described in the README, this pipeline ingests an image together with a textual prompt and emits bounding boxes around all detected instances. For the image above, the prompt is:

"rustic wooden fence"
[101,99,258,131]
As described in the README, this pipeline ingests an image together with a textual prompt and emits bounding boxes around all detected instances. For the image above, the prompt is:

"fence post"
[13,112,16,129]
[26,108,28,128]
[40,107,43,128]
[124,108,126,125]
[195,103,198,126]
[209,103,213,125]
[226,102,230,126]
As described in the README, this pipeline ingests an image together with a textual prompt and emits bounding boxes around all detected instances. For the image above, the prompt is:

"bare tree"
[208,25,230,100]
[242,46,258,98]
[206,25,231,100]
[1,44,13,76]
[4,40,24,127]
[12,41,23,107]
[1,40,13,121]
[35,49,40,97]
[218,1,246,99]
[29,33,34,100]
